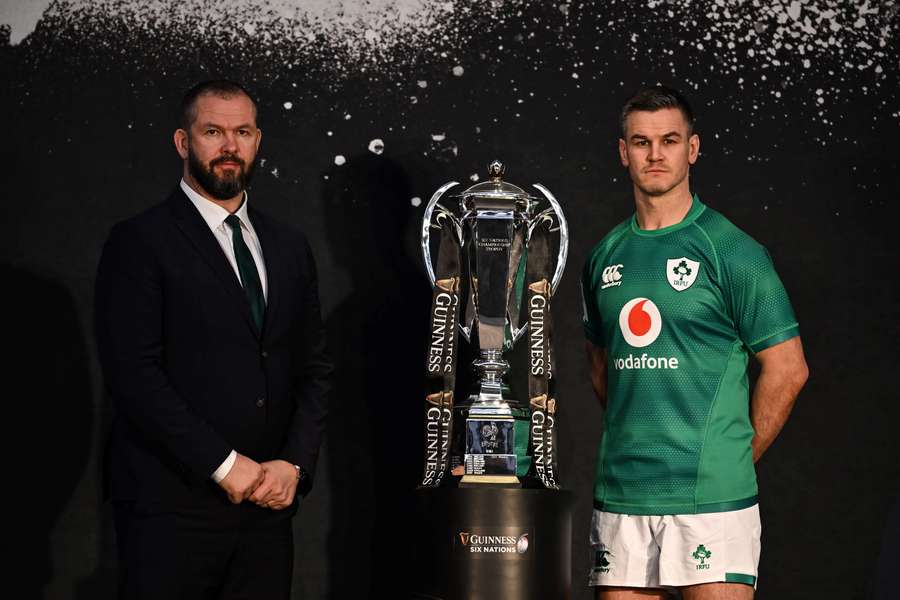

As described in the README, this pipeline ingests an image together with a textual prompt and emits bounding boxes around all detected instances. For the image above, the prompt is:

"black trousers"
[114,502,294,600]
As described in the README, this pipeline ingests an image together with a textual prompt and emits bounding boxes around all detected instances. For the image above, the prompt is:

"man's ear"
[174,129,189,160]
[688,133,700,165]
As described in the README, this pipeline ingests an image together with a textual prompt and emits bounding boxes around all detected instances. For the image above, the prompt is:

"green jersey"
[582,196,799,515]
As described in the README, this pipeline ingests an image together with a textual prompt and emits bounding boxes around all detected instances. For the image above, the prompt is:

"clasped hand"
[218,454,298,510]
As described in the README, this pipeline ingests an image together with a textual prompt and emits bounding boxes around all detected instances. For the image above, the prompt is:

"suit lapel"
[249,207,282,341]
[167,188,260,338]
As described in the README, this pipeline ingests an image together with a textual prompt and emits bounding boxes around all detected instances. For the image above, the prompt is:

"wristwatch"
[293,464,312,497]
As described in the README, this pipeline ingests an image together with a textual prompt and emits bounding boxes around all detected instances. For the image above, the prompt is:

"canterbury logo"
[601,264,623,289]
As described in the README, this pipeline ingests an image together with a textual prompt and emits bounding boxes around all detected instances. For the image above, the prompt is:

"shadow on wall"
[321,153,432,598]
[2,264,94,599]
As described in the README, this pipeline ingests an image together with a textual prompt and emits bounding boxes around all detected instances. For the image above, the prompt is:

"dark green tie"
[225,214,265,331]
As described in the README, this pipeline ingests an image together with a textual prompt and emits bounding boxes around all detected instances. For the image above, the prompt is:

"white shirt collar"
[180,178,251,231]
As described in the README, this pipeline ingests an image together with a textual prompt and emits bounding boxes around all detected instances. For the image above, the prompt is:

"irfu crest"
[692,544,712,570]
[666,257,700,291]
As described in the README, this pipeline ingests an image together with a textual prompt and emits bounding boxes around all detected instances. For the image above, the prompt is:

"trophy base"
[413,487,574,600]
[459,474,521,488]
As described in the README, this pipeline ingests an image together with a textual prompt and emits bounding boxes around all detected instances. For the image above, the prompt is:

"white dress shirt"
[180,179,268,300]
[180,178,268,483]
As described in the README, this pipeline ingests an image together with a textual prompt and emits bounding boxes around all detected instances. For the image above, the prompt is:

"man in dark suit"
[95,79,331,599]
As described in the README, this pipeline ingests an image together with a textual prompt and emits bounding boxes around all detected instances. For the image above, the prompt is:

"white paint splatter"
[603,0,896,119]
[368,138,385,154]
[334,155,346,165]
[410,196,422,207]
[0,2,50,44]
[13,0,895,101]
[7,0,896,158]
[9,0,510,68]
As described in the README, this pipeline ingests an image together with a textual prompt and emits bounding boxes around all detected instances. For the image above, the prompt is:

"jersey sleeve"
[581,256,605,347]
[722,239,799,353]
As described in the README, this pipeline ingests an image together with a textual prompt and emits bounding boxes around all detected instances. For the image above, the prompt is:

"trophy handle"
[421,182,471,341]
[532,183,569,296]
[421,181,461,286]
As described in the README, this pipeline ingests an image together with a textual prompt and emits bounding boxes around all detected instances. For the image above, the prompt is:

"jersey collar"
[630,193,706,237]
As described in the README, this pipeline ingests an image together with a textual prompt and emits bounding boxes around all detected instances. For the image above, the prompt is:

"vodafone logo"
[618,298,662,347]
[614,298,678,370]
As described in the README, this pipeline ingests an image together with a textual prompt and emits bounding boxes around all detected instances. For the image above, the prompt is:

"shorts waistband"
[594,495,758,515]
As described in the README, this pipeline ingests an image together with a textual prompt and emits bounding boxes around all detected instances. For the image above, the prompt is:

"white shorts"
[588,504,761,590]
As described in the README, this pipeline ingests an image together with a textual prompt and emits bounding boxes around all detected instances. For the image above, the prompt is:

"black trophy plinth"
[413,487,573,600]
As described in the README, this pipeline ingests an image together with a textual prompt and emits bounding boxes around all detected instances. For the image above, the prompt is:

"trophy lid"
[459,160,536,212]
[460,160,534,199]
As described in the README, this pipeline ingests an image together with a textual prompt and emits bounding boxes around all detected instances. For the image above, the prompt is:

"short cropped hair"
[180,79,258,130]
[620,85,695,136]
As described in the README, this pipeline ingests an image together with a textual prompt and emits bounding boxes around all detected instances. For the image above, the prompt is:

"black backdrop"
[2,1,899,599]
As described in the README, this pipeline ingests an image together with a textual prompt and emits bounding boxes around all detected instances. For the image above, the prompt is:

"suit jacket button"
[261,351,269,358]
[256,398,265,407]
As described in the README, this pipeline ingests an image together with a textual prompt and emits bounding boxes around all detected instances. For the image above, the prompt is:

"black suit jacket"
[95,187,331,514]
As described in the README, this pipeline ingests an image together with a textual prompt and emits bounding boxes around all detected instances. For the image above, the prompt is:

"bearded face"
[177,92,261,203]
[187,142,257,201]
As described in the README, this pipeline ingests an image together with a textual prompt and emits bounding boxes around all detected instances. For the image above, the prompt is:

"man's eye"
[664,138,677,144]
[238,130,249,136]
[206,129,218,135]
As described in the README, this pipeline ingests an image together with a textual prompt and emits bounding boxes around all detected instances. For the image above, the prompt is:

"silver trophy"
[421,160,568,486]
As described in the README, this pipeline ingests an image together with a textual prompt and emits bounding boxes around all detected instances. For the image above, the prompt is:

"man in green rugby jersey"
[582,86,808,599]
